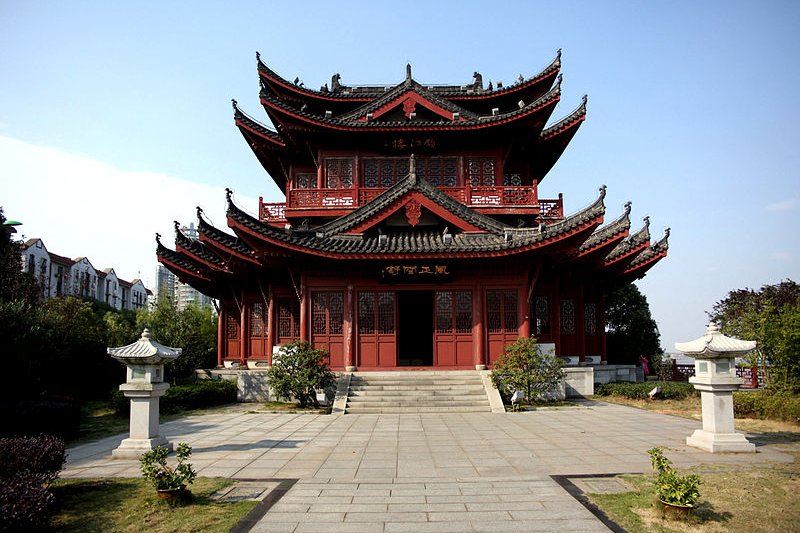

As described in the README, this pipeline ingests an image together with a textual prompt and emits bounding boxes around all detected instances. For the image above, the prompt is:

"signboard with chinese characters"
[379,264,453,283]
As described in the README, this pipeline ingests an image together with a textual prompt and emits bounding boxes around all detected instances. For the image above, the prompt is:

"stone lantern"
[108,329,181,459]
[675,323,756,453]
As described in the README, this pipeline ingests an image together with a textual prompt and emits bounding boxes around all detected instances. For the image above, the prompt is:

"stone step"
[345,405,493,414]
[347,399,488,407]
[347,395,488,403]
[350,378,483,385]
[348,389,486,397]
[349,385,484,392]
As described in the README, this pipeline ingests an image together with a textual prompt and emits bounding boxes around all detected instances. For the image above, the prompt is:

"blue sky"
[1,1,798,351]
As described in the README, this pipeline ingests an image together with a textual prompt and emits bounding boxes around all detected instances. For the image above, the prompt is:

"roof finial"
[643,216,650,228]
[556,48,562,60]
[664,227,671,239]
[406,63,412,80]
[155,232,162,245]
[624,201,632,214]
[582,94,588,106]
[599,184,607,198]
[196,206,203,220]
[174,220,180,234]
[225,187,233,204]
[231,99,238,111]
[409,153,417,183]
[255,51,261,63]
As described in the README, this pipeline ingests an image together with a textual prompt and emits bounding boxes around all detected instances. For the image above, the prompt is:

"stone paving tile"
[63,401,797,532]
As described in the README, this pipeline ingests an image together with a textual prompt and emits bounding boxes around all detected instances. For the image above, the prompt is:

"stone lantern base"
[112,437,174,459]
[686,429,755,453]
[111,382,173,459]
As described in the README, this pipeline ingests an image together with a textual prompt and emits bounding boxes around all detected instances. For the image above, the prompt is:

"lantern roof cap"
[674,323,756,359]
[107,329,182,365]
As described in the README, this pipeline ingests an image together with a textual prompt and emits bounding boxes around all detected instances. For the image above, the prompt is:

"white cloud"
[0,135,257,289]
[765,198,800,212]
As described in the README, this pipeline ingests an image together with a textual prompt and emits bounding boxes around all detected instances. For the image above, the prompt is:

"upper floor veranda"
[257,152,565,225]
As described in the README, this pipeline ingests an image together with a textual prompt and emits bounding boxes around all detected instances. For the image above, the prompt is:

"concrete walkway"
[64,401,794,532]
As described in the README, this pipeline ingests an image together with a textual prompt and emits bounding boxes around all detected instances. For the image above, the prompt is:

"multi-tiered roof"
[158,51,668,294]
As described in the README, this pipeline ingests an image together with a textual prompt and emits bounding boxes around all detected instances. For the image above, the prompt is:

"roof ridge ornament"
[599,184,607,199]
[196,206,203,220]
[624,201,632,214]
[405,63,412,87]
[174,220,181,236]
[231,99,238,111]
[255,51,260,63]
[643,215,650,228]
[225,187,233,205]
[409,153,417,183]
[556,48,562,60]
[155,232,161,245]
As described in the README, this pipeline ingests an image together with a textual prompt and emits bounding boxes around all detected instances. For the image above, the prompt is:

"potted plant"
[140,442,197,500]
[647,448,701,518]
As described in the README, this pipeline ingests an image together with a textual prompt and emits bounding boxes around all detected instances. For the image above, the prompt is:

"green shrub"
[490,337,564,404]
[267,340,336,408]
[648,447,701,507]
[734,389,800,423]
[112,379,237,416]
[595,381,697,400]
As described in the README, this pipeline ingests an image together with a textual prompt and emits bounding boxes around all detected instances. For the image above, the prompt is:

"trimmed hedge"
[0,435,66,532]
[594,381,698,400]
[0,398,80,439]
[112,378,237,416]
[734,389,800,423]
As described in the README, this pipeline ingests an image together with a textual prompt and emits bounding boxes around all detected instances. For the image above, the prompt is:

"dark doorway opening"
[397,290,433,366]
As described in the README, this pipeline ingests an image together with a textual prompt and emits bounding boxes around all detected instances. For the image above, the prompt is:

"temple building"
[157,50,669,372]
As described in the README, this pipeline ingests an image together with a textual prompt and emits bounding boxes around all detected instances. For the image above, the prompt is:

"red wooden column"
[239,293,246,366]
[519,282,531,338]
[344,284,355,370]
[553,279,562,356]
[473,283,485,369]
[577,285,586,363]
[299,274,308,342]
[266,284,275,365]
[599,296,608,362]
[216,308,224,367]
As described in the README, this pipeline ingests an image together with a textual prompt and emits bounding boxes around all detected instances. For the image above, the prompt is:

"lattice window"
[468,158,495,186]
[250,301,268,338]
[487,290,502,333]
[455,290,472,333]
[377,291,395,334]
[324,158,354,189]
[312,291,343,336]
[585,302,597,335]
[419,157,458,187]
[363,158,409,188]
[278,298,300,339]
[561,299,576,335]
[534,296,550,336]
[435,291,453,333]
[503,289,518,332]
[503,173,522,186]
[294,173,316,189]
[358,292,375,334]
[226,314,240,340]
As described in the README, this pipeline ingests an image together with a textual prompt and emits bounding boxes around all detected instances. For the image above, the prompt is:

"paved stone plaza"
[64,401,794,532]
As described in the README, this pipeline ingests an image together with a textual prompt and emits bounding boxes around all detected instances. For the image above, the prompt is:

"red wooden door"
[276,297,300,346]
[486,288,519,366]
[225,312,240,359]
[434,290,473,367]
[247,301,269,358]
[311,291,344,367]
[357,291,396,368]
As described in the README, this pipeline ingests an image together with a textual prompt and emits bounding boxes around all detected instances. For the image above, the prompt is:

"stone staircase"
[344,371,493,414]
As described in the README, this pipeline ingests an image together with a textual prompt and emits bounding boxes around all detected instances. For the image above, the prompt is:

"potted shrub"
[647,447,701,518]
[140,442,197,500]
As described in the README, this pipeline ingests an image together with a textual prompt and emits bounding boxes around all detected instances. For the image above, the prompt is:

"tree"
[709,280,800,387]
[135,297,217,381]
[605,284,663,366]
[490,337,565,404]
[0,207,39,305]
[266,340,336,408]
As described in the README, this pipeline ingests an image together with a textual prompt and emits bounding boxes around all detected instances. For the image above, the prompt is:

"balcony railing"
[259,186,564,222]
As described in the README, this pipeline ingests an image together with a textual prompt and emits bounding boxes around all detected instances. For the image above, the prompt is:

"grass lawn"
[585,451,800,533]
[51,477,257,533]
[587,394,800,532]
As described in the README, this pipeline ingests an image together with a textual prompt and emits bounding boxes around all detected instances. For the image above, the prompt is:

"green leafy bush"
[490,337,565,404]
[733,389,800,423]
[112,378,237,416]
[0,435,66,532]
[140,442,196,491]
[648,447,701,507]
[266,340,336,408]
[595,381,697,400]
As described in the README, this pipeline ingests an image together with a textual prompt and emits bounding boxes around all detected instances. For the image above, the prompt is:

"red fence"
[672,362,763,388]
